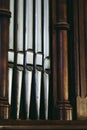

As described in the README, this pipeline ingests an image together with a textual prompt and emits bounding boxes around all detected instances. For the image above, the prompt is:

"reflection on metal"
[17,52,24,65]
[25,0,33,50]
[8,0,51,120]
[25,50,33,119]
[35,53,42,119]
[8,51,14,63]
[43,0,49,57]
[8,50,14,105]
[35,69,42,119]
[35,0,42,119]
[16,52,24,119]
[43,0,50,120]
[8,67,13,105]
[35,0,42,52]
[16,69,23,119]
[26,50,34,65]
[44,72,49,120]
[44,57,50,120]
[9,0,14,49]
[17,0,24,51]
[44,57,50,69]
[36,53,42,66]
[25,0,34,118]
[25,69,32,119]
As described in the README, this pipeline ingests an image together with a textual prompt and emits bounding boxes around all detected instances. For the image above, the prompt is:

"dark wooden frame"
[0,0,87,129]
[0,120,87,130]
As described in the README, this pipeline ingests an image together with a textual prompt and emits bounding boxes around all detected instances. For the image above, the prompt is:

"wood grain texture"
[0,0,10,119]
[0,120,87,130]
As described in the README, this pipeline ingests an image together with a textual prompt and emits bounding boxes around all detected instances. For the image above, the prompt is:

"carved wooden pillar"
[0,0,10,119]
[55,0,72,120]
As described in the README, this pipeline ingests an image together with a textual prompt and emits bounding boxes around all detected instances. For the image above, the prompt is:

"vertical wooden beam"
[52,0,58,119]
[55,0,72,120]
[0,0,11,119]
[74,0,87,120]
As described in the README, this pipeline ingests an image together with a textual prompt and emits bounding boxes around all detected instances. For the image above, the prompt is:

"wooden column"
[55,0,72,120]
[0,0,11,119]
[52,0,58,119]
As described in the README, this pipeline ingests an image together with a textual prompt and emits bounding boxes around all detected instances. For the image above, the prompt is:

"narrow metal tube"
[16,70,23,119]
[25,0,33,50]
[25,70,32,119]
[44,58,50,120]
[25,0,34,119]
[35,53,42,119]
[43,0,49,57]
[9,0,14,49]
[8,67,13,105]
[35,0,42,119]
[35,69,42,119]
[8,51,14,63]
[25,50,33,119]
[17,0,24,51]
[35,0,42,52]
[44,72,49,120]
[16,52,24,119]
[43,0,50,120]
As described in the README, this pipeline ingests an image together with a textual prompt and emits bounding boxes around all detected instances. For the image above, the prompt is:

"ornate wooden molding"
[55,22,70,30]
